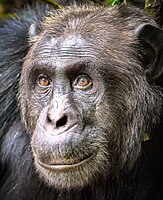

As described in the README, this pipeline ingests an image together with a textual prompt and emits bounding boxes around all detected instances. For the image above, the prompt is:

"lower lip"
[37,155,94,171]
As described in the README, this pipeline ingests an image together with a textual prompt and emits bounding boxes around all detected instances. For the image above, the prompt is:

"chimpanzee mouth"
[36,154,95,171]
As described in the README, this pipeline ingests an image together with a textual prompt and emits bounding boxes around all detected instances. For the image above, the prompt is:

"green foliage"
[108,0,121,6]
[43,0,63,8]
[0,0,7,5]
[144,0,158,17]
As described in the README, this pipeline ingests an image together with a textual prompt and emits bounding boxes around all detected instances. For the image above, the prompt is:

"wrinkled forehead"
[52,34,87,49]
[37,33,93,51]
[31,33,97,66]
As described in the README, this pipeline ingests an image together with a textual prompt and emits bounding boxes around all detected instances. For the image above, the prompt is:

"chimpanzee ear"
[29,23,41,39]
[135,23,163,81]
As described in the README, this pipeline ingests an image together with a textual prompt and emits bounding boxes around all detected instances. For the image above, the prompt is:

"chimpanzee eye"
[74,75,92,90]
[37,75,51,88]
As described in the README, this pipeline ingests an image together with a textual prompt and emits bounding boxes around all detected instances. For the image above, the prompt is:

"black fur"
[0,4,163,200]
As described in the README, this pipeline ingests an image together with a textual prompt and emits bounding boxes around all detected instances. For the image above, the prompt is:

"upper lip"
[58,123,78,135]
[44,123,79,136]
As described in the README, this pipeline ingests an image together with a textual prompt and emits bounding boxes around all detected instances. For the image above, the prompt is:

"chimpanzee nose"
[47,109,69,129]
[45,99,78,133]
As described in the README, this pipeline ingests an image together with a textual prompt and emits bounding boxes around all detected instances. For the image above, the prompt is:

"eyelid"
[31,65,54,80]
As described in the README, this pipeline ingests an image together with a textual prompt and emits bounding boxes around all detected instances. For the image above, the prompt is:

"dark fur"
[0,3,163,200]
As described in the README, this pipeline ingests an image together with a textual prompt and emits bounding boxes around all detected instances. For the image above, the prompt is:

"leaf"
[108,0,121,6]
[44,0,63,9]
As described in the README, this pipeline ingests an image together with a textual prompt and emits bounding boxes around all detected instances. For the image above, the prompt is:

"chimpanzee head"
[19,5,163,189]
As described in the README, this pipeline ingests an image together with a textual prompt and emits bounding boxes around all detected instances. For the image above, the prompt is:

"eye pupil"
[75,75,92,90]
[38,76,49,87]
[79,78,89,86]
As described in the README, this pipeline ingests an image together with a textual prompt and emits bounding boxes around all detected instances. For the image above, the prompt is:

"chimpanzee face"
[19,6,163,189]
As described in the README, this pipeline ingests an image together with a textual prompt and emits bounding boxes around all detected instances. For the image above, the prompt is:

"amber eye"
[75,75,92,90]
[37,76,50,87]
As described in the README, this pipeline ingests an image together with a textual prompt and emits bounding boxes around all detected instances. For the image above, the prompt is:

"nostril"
[47,115,52,124]
[56,115,68,128]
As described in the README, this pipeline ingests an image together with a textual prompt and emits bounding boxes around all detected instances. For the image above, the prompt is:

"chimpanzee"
[0,3,163,200]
